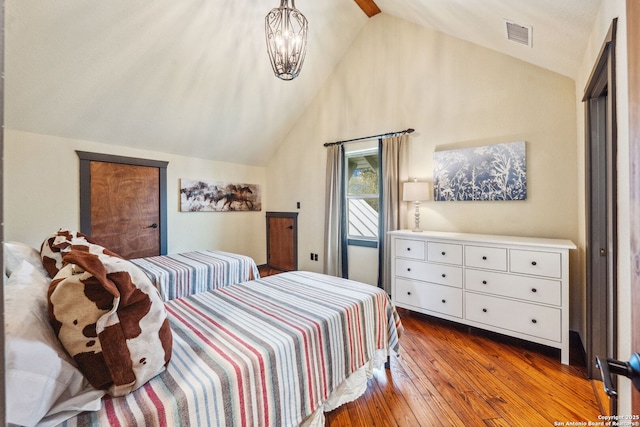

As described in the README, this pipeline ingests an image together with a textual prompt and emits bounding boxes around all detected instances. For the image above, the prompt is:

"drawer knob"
[407,291,411,295]
[441,273,446,278]
[531,288,537,293]
[531,319,538,324]
[441,251,446,256]
[531,261,537,266]
[407,248,411,251]
[482,256,487,260]
[482,280,487,285]
[407,268,411,272]
[482,308,487,313]
[441,299,446,304]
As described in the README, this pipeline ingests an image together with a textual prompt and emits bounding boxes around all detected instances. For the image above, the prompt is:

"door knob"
[596,353,640,397]
[147,223,158,229]
[287,225,293,230]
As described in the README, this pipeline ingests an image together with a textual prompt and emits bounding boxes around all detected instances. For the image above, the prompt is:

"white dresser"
[389,230,576,364]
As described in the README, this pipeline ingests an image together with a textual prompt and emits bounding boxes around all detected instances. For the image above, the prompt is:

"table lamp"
[403,179,431,232]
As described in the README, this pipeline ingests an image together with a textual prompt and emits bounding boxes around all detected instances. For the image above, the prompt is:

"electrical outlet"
[310,252,314,261]
[314,253,318,261]
[297,202,301,209]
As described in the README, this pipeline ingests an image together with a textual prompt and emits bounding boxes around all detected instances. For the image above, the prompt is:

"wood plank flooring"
[325,308,602,427]
[258,265,286,277]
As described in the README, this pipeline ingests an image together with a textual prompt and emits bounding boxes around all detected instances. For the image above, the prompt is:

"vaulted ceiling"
[5,0,602,166]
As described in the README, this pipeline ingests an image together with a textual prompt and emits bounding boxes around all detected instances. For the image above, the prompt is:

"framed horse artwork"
[180,179,262,212]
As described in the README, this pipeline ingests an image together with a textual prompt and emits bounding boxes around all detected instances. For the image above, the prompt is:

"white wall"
[267,13,580,323]
[574,0,631,415]
[347,246,378,286]
[3,129,267,264]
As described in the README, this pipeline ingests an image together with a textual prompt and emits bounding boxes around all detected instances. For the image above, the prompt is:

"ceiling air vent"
[505,20,532,47]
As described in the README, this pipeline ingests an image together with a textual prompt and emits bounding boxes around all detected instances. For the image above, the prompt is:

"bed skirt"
[301,348,388,427]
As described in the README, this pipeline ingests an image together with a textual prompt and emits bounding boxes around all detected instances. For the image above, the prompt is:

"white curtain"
[323,145,346,277]
[378,134,408,293]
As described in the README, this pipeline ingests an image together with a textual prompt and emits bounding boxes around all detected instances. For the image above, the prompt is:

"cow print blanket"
[42,230,173,397]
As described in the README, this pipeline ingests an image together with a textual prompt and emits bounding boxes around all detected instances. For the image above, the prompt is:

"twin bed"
[5,236,403,427]
[62,271,402,426]
[130,250,260,301]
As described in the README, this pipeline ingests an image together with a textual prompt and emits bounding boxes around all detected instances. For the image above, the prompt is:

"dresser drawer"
[465,293,561,342]
[395,278,463,318]
[396,259,463,288]
[427,242,463,265]
[395,238,425,260]
[465,245,507,271]
[510,250,562,278]
[465,269,561,306]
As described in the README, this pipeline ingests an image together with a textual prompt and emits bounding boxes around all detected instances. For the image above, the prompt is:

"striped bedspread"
[131,250,260,301]
[62,271,403,427]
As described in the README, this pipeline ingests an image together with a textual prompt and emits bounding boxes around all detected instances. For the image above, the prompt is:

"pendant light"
[265,0,308,80]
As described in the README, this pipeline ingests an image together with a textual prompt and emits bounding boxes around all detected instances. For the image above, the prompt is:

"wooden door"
[90,162,160,258]
[629,0,640,415]
[77,151,168,259]
[266,212,298,271]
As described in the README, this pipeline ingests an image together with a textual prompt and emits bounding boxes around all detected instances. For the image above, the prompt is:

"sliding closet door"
[583,19,617,414]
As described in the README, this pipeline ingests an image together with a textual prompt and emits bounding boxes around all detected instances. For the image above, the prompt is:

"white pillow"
[5,261,105,426]
[4,240,48,278]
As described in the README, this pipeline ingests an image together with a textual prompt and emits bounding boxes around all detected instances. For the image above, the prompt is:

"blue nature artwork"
[433,141,527,201]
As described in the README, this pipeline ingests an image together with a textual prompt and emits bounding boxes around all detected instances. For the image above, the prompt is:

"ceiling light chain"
[265,0,308,80]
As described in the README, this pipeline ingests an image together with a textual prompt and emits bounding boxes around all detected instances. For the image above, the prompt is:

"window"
[345,148,379,247]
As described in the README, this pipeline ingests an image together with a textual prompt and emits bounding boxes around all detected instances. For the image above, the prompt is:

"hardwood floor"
[255,267,602,424]
[258,265,286,277]
[325,308,602,426]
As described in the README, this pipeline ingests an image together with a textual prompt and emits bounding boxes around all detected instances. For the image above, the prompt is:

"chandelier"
[265,0,308,80]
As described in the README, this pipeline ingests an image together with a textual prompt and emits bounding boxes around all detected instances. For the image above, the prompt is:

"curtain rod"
[323,128,415,147]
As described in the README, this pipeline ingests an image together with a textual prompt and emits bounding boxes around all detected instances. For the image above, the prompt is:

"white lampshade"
[403,181,431,202]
